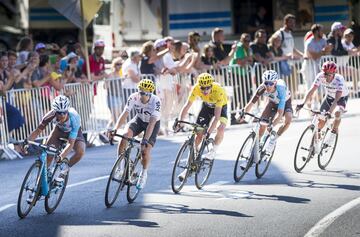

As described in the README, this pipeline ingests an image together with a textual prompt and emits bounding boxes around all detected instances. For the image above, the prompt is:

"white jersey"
[124,92,161,122]
[313,72,349,98]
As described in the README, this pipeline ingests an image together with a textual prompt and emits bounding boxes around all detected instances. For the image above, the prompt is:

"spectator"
[250,29,273,65]
[63,53,87,84]
[327,22,348,56]
[342,28,360,55]
[268,34,292,77]
[229,33,253,124]
[201,44,218,68]
[105,57,123,130]
[247,5,272,37]
[188,31,201,53]
[83,39,106,82]
[274,14,303,59]
[5,51,26,89]
[173,41,197,73]
[164,36,174,49]
[154,38,178,134]
[301,24,331,108]
[15,36,33,69]
[209,27,236,65]
[121,49,141,103]
[35,43,47,55]
[350,19,360,47]
[140,40,167,75]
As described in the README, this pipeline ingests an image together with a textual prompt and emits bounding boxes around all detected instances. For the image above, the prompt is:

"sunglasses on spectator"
[200,86,212,91]
[56,111,68,115]
[264,81,275,87]
[115,63,122,66]
[139,91,150,96]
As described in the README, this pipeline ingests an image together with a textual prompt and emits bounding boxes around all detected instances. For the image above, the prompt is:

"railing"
[1,55,359,159]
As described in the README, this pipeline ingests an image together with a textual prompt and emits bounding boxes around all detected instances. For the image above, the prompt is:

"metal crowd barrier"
[1,55,359,159]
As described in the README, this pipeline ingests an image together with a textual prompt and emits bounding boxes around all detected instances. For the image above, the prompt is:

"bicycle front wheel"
[171,140,193,194]
[195,138,215,189]
[318,129,338,170]
[105,154,127,208]
[45,162,69,214]
[126,154,142,203]
[234,133,255,182]
[17,161,42,218]
[294,125,314,173]
[255,134,275,179]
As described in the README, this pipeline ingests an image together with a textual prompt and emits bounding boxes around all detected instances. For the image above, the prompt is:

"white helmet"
[52,95,70,112]
[262,70,279,82]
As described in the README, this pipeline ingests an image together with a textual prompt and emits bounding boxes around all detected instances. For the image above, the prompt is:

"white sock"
[212,145,219,153]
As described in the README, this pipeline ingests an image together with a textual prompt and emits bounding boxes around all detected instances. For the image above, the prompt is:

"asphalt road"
[0,116,359,237]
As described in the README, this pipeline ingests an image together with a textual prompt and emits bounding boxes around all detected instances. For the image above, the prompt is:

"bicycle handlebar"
[172,118,207,133]
[24,140,59,154]
[241,112,272,125]
[301,107,332,118]
[108,132,141,146]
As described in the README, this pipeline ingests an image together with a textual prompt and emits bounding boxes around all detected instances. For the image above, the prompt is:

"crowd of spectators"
[1,12,360,149]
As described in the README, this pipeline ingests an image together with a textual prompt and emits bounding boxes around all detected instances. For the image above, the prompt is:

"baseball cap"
[331,22,345,32]
[344,28,354,35]
[67,52,78,62]
[35,43,46,51]
[154,39,167,49]
[94,39,105,48]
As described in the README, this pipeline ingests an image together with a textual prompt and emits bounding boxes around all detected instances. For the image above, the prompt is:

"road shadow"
[288,179,360,191]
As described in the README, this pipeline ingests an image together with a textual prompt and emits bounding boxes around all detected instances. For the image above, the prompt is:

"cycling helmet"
[52,95,70,112]
[262,70,279,82]
[322,61,337,74]
[138,79,155,93]
[197,73,214,87]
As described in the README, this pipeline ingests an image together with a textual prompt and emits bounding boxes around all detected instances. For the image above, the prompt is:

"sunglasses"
[264,81,275,87]
[200,86,212,91]
[139,91,150,96]
[56,111,68,115]
[324,72,334,76]
[115,63,122,66]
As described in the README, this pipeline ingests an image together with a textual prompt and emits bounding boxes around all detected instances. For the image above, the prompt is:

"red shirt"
[82,54,105,95]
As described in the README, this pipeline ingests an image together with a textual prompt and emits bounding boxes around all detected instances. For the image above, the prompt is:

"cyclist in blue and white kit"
[240,70,293,156]
[27,95,85,183]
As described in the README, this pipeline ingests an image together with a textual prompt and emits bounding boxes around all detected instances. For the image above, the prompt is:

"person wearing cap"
[35,43,46,55]
[154,38,178,134]
[327,22,348,56]
[342,28,359,55]
[82,39,106,82]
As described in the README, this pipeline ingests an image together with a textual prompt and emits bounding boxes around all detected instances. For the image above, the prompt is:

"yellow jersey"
[188,83,228,107]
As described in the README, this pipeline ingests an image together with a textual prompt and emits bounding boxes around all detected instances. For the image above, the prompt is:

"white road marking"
[304,196,360,237]
[0,175,109,213]
[0,204,15,212]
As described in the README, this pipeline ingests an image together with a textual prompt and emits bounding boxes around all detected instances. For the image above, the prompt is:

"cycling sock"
[213,145,218,152]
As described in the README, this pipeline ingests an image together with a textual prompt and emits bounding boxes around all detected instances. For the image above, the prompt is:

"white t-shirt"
[313,72,349,98]
[162,52,176,69]
[124,92,161,122]
[122,58,140,89]
[276,28,294,56]
[341,39,355,51]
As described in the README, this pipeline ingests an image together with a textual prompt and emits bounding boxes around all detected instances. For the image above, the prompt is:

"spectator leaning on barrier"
[229,33,253,124]
[327,22,348,56]
[201,44,219,68]
[250,29,273,65]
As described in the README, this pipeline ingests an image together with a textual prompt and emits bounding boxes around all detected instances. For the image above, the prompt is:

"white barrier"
[1,55,359,159]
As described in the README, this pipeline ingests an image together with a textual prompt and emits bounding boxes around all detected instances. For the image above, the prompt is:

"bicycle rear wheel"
[234,133,255,182]
[171,140,193,194]
[45,161,69,214]
[294,125,314,173]
[255,134,275,178]
[126,153,142,203]
[17,161,42,218]
[195,138,215,189]
[105,154,127,208]
[318,129,338,170]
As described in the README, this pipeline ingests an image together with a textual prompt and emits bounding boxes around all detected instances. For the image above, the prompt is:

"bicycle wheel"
[234,133,255,182]
[318,129,338,170]
[126,152,142,203]
[195,138,215,189]
[45,162,69,214]
[294,125,314,173]
[17,161,42,218]
[105,153,127,208]
[171,140,193,194]
[255,134,275,178]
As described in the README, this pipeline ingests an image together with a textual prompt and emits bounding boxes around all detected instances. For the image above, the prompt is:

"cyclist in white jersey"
[108,79,161,190]
[296,61,349,152]
[240,70,293,156]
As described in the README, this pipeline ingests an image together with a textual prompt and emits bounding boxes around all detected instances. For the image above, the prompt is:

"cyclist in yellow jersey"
[177,73,228,164]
